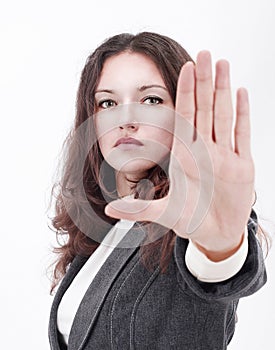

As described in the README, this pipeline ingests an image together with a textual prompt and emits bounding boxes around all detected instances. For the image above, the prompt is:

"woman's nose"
[119,122,138,130]
[117,103,140,130]
[116,103,139,130]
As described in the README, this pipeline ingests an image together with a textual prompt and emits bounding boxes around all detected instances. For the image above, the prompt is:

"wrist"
[186,228,249,282]
[192,233,245,262]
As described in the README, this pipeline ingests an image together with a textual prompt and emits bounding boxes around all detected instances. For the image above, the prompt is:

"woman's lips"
[114,137,144,147]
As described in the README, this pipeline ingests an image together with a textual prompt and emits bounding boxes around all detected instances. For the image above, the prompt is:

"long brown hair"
[48,32,269,293]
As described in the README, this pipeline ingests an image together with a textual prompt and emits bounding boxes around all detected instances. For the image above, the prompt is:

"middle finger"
[195,51,214,141]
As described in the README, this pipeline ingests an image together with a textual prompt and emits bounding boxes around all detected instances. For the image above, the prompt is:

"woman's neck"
[115,171,147,198]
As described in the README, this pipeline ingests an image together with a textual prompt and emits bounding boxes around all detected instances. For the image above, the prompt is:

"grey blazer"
[48,210,267,350]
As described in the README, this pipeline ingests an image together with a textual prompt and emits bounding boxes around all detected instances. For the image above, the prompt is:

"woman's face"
[94,51,175,177]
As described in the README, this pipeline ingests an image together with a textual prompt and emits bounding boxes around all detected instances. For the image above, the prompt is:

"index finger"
[175,61,196,144]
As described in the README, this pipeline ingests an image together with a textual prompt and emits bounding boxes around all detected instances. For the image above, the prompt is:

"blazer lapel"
[68,223,146,350]
[48,255,88,350]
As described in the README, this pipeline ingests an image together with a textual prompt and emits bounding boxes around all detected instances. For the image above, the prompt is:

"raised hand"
[105,51,255,260]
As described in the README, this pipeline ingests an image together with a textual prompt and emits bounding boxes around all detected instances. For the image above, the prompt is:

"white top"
[57,220,248,345]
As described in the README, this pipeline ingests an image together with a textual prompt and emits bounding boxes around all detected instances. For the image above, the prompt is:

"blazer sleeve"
[174,208,267,302]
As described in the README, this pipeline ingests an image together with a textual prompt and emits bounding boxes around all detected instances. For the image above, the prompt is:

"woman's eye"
[143,96,163,105]
[98,99,116,109]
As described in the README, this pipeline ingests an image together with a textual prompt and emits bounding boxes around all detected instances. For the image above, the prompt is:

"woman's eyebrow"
[94,85,168,95]
[139,84,168,92]
[95,89,114,94]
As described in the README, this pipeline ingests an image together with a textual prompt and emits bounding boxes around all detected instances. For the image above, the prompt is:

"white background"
[0,0,275,349]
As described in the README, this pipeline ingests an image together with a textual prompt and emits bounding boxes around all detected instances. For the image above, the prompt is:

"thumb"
[104,197,162,222]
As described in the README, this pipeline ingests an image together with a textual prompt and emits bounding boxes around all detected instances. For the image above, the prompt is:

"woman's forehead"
[97,52,165,90]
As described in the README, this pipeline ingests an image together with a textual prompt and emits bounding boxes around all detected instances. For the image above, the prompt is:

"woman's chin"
[110,159,157,175]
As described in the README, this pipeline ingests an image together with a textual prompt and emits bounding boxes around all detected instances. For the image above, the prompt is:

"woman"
[48,32,267,349]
